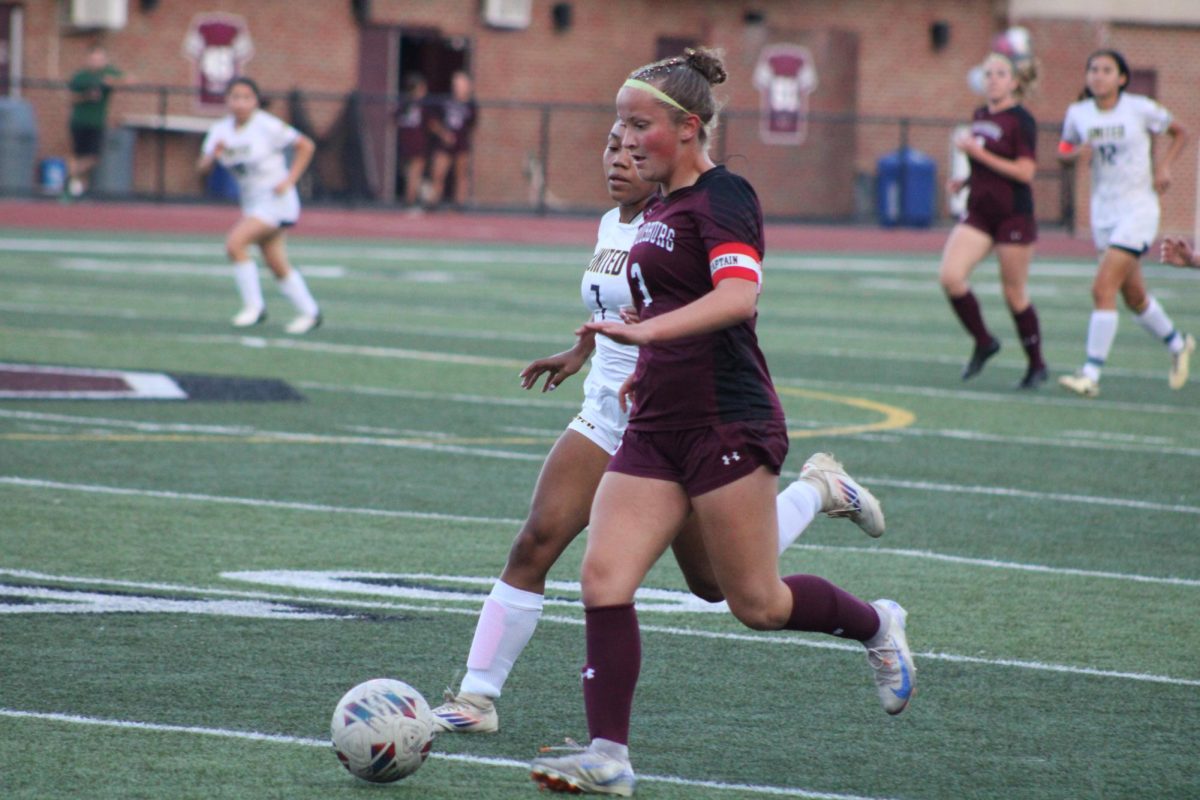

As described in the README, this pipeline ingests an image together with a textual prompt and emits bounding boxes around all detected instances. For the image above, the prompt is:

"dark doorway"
[397,31,469,205]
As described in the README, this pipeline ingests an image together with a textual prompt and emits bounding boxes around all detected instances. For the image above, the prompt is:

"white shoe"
[430,690,498,733]
[1170,333,1195,390]
[798,453,885,537]
[231,306,266,328]
[530,740,635,796]
[865,599,916,715]
[284,312,322,335]
[1058,371,1099,398]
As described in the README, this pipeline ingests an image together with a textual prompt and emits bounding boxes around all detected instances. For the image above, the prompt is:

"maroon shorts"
[607,419,789,497]
[962,211,1037,245]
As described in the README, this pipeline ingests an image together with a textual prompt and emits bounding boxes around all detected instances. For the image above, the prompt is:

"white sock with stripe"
[459,580,544,698]
[775,480,821,555]
[233,259,264,310]
[1135,296,1184,352]
[1082,310,1119,381]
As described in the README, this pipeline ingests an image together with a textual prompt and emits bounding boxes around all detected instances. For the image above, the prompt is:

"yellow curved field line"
[776,387,915,439]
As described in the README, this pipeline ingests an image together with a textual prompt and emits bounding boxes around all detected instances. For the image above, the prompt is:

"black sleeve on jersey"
[1015,106,1038,157]
[704,172,765,256]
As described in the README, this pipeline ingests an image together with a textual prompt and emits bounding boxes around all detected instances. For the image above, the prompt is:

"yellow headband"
[622,78,691,115]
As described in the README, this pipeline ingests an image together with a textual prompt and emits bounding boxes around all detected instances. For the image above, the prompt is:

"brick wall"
[16,0,1200,233]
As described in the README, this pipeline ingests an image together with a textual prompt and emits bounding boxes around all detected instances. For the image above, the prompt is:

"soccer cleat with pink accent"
[531,740,635,796]
[430,690,498,733]
[1169,333,1194,390]
[798,452,885,537]
[866,599,916,715]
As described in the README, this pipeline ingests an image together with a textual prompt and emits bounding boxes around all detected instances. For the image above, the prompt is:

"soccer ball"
[330,678,435,783]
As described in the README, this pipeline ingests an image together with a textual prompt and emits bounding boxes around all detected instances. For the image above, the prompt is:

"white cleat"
[798,452,885,537]
[531,740,635,796]
[284,312,322,335]
[1058,371,1099,398]
[866,599,916,715]
[430,690,498,734]
[1169,333,1195,390]
[231,306,266,328]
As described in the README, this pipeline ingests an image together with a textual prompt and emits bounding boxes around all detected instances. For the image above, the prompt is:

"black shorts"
[70,125,104,157]
[962,211,1037,245]
[607,419,789,497]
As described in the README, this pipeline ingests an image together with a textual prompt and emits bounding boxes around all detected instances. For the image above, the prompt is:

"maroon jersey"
[966,104,1036,217]
[435,98,477,154]
[626,166,785,431]
[396,98,429,157]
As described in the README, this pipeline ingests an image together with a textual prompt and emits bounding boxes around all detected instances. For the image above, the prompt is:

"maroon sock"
[949,291,993,347]
[783,574,880,640]
[1011,304,1046,370]
[582,604,640,745]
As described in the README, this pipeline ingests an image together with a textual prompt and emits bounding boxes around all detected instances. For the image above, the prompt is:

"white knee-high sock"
[459,580,544,698]
[775,480,821,555]
[277,270,319,316]
[1082,310,1119,381]
[1135,296,1185,352]
[234,259,264,310]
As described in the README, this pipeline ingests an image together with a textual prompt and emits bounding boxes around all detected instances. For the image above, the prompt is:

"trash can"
[92,126,136,197]
[0,98,38,195]
[205,162,240,201]
[876,148,936,228]
[40,158,67,195]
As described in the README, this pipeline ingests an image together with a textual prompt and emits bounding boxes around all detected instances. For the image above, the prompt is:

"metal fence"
[8,79,1074,228]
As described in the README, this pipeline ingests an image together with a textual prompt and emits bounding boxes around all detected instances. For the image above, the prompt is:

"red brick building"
[5,0,1199,236]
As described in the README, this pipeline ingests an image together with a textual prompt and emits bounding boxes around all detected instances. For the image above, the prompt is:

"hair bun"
[684,47,727,86]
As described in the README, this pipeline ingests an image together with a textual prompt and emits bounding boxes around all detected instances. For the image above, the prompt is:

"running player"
[432,117,886,737]
[530,49,913,797]
[939,52,1046,388]
[197,77,322,334]
[1057,50,1193,397]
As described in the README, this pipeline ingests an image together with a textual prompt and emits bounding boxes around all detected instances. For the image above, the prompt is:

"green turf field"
[1,228,1197,799]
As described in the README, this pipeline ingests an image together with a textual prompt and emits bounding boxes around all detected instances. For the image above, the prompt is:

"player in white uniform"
[430,121,886,735]
[197,77,322,334]
[1057,50,1192,397]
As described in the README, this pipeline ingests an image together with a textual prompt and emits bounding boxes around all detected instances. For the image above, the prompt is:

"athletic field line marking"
[1,569,1196,689]
[3,478,1198,589]
[0,709,891,800]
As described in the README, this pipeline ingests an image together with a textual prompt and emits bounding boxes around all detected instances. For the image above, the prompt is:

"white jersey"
[1061,93,1173,227]
[202,110,300,205]
[581,207,642,389]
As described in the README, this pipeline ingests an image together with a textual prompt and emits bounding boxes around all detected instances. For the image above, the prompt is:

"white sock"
[233,260,264,310]
[1082,310,1119,381]
[775,480,821,555]
[1135,296,1184,352]
[277,270,319,316]
[459,580,544,698]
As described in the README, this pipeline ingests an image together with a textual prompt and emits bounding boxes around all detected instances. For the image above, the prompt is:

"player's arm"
[1153,120,1187,195]
[275,133,315,194]
[958,138,1036,184]
[583,278,758,346]
[196,138,222,175]
[1057,110,1085,164]
[519,323,597,393]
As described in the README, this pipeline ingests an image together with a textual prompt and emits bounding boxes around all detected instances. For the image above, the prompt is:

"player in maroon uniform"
[428,71,477,208]
[530,49,915,797]
[396,73,430,209]
[939,52,1046,388]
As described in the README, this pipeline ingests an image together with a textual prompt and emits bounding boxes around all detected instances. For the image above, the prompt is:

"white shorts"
[1092,204,1158,255]
[242,188,300,229]
[566,369,630,456]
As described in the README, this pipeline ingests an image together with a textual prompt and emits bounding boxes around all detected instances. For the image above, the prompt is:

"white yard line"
[0,709,888,800]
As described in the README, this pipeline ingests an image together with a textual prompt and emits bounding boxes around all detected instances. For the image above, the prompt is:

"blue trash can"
[876,148,936,228]
[40,158,67,195]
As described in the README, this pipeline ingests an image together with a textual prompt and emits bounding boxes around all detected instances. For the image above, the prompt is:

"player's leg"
[1122,264,1194,389]
[403,155,425,207]
[259,228,321,334]
[1060,246,1134,396]
[225,216,275,327]
[435,429,610,733]
[996,241,1047,388]
[692,466,915,715]
[531,470,686,796]
[427,149,451,206]
[939,222,1000,379]
[453,151,470,207]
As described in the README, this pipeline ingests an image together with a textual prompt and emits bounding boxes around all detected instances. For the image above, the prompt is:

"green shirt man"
[69,62,123,131]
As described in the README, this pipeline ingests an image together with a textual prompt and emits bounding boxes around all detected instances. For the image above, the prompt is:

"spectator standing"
[396,73,431,209]
[66,46,126,198]
[427,71,477,208]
